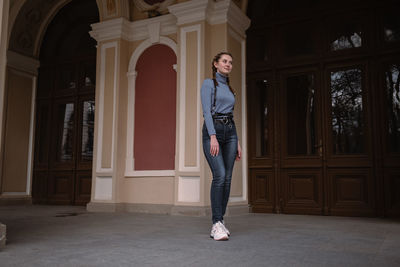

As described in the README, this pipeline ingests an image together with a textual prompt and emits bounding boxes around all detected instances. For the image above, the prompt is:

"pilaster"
[168,0,250,209]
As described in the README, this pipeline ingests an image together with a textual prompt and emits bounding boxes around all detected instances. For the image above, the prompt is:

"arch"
[125,37,178,177]
[128,36,177,74]
[8,0,101,58]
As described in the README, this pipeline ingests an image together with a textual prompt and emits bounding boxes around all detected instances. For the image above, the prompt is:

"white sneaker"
[221,220,230,236]
[210,221,229,241]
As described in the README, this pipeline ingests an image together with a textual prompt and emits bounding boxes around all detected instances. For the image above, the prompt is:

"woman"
[201,52,242,241]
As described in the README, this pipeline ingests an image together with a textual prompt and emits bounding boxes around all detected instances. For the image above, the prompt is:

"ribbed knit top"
[201,72,235,135]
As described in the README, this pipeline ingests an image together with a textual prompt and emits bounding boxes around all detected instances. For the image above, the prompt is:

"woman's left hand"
[236,141,242,161]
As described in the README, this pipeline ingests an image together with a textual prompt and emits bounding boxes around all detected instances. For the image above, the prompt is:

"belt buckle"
[223,117,229,124]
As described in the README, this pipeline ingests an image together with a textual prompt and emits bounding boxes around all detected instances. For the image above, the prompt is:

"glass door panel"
[81,100,95,162]
[286,74,317,156]
[329,68,365,154]
[53,101,75,165]
[384,64,400,153]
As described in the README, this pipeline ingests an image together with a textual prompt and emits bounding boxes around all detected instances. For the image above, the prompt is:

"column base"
[0,195,32,205]
[87,202,250,216]
[0,223,5,249]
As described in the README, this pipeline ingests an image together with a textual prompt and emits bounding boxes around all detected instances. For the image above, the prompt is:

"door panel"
[47,171,73,205]
[279,69,324,214]
[329,169,375,216]
[281,169,323,214]
[249,170,275,213]
[74,170,92,205]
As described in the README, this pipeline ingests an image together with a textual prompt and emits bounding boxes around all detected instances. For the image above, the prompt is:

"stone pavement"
[0,205,399,267]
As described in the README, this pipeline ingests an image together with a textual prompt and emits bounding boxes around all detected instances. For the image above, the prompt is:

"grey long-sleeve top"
[201,72,235,136]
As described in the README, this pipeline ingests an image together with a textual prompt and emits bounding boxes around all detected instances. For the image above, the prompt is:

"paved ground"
[0,205,399,267]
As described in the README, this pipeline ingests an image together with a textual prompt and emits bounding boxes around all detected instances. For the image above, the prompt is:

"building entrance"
[32,0,98,205]
[246,0,400,216]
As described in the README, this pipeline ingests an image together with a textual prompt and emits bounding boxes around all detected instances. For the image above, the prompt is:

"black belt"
[213,113,233,124]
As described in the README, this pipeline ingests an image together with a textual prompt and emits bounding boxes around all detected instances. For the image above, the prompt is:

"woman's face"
[214,54,233,75]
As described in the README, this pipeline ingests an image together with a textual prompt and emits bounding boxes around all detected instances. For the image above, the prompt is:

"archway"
[31,0,99,205]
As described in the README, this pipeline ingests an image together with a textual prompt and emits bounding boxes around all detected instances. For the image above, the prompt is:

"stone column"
[168,0,250,215]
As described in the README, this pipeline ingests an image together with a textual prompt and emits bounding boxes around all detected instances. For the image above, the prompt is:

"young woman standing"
[201,52,242,241]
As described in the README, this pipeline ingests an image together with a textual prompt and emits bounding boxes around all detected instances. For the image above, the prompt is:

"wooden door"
[33,61,95,205]
[279,68,324,215]
[32,0,98,205]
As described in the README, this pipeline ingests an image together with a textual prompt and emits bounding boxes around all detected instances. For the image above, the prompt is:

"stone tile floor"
[0,205,399,266]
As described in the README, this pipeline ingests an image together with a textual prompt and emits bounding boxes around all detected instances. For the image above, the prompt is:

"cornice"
[167,0,209,26]
[89,1,251,43]
[89,14,177,43]
[7,50,40,76]
[168,0,250,37]
[209,0,251,38]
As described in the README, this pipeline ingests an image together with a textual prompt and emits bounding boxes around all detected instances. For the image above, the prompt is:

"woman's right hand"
[210,135,219,157]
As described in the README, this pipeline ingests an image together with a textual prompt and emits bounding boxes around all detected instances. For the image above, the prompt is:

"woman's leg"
[220,123,238,219]
[202,124,226,224]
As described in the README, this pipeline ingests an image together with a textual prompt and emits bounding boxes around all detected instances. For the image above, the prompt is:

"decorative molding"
[208,0,250,38]
[147,22,160,44]
[94,176,113,200]
[125,36,177,177]
[168,0,250,37]
[7,50,40,75]
[167,0,208,26]
[96,41,118,174]
[90,14,177,42]
[90,1,250,42]
[126,170,176,177]
[133,0,176,13]
[178,24,201,173]
[178,176,200,203]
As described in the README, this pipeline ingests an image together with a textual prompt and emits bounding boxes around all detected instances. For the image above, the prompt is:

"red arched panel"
[134,44,177,170]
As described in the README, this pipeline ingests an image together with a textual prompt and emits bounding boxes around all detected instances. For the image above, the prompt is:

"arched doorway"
[32,0,99,205]
[246,0,400,216]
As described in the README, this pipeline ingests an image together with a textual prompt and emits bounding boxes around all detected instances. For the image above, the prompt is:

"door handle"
[314,140,323,156]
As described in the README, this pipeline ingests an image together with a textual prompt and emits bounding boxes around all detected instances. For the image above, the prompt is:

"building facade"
[0,0,399,217]
[0,0,250,215]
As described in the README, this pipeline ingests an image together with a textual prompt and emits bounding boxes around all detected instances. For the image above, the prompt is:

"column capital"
[168,0,209,26]
[168,0,250,37]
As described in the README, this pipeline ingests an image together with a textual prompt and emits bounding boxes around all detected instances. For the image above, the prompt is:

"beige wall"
[89,0,250,213]
[1,69,32,193]
[122,177,174,204]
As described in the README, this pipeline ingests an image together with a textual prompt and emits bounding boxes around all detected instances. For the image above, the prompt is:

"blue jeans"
[202,120,238,224]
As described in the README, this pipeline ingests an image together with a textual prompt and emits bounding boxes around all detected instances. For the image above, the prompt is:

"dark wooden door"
[33,62,95,205]
[279,68,324,215]
[247,0,400,217]
[249,64,376,216]
[32,0,98,205]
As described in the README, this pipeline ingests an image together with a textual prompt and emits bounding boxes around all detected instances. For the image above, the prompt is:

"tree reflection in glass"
[384,13,400,42]
[287,74,316,155]
[330,68,364,154]
[81,101,95,161]
[58,103,74,161]
[331,31,362,51]
[385,64,400,153]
